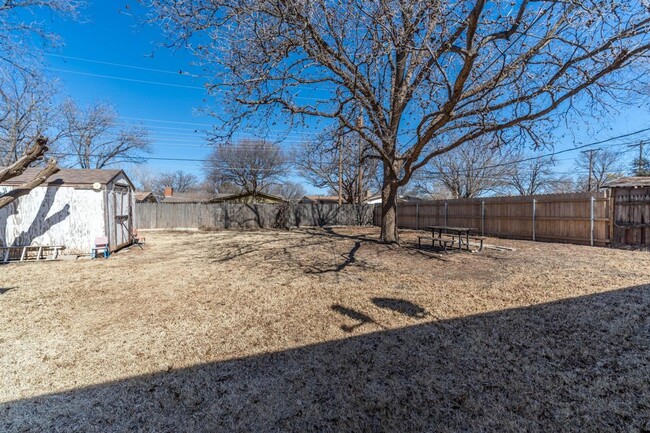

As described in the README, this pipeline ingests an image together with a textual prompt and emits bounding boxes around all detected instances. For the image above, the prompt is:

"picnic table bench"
[418,225,486,252]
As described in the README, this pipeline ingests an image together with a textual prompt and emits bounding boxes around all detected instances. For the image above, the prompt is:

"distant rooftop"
[301,195,340,203]
[162,191,220,203]
[604,176,650,188]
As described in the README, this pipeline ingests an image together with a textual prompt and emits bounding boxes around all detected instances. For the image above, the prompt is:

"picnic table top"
[425,225,477,232]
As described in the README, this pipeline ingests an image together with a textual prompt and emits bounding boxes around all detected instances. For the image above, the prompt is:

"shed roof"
[604,176,650,188]
[0,168,127,187]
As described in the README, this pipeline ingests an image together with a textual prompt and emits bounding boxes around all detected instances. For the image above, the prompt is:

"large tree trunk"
[0,137,60,210]
[380,166,399,243]
[0,137,49,183]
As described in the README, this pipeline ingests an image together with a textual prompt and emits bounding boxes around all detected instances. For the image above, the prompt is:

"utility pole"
[581,149,598,192]
[640,141,644,172]
[356,115,364,204]
[628,141,645,175]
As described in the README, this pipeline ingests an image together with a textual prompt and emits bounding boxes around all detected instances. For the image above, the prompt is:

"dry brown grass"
[1,228,649,432]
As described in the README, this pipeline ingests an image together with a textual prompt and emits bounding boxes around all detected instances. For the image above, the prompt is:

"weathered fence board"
[136,203,375,230]
[374,192,611,246]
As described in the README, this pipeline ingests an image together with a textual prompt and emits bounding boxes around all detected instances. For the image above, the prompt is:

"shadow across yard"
[3,285,649,432]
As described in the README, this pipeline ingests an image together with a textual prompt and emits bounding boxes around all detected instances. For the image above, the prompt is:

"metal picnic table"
[425,225,478,252]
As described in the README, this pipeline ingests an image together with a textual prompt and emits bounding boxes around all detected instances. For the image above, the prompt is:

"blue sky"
[40,2,316,189]
[34,2,650,191]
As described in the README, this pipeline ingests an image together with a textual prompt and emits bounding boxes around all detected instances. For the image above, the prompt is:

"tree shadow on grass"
[307,241,363,274]
[305,226,382,244]
[371,297,429,319]
[204,228,447,271]
[330,304,380,333]
[3,284,649,432]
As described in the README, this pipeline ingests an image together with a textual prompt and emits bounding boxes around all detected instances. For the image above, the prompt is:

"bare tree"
[295,129,379,204]
[128,164,158,191]
[157,170,198,193]
[60,100,151,169]
[416,139,510,199]
[270,180,306,201]
[546,177,579,194]
[146,0,650,242]
[0,71,63,165]
[0,0,82,210]
[210,180,241,195]
[504,156,560,196]
[575,148,624,191]
[204,140,288,195]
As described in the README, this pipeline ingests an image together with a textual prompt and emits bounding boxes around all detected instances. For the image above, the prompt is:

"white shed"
[0,168,136,254]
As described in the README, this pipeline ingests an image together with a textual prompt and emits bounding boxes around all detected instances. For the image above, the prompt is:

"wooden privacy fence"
[136,202,375,230]
[374,192,611,246]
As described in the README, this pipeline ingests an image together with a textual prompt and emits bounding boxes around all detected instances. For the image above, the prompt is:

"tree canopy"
[145,0,650,241]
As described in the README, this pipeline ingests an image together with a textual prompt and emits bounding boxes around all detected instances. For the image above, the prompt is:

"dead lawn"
[1,228,649,432]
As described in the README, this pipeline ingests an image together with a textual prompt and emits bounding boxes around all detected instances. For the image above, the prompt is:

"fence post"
[445,202,448,226]
[532,199,537,241]
[481,201,485,236]
[415,203,419,230]
[590,196,595,246]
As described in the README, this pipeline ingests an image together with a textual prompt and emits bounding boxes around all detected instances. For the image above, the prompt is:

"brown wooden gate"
[612,186,650,246]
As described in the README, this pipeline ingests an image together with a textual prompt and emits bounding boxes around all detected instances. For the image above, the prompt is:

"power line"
[116,116,321,137]
[456,129,650,173]
[46,67,327,101]
[119,124,207,132]
[45,68,209,90]
[44,53,335,92]
[118,116,213,126]
[52,129,648,176]
[45,53,207,78]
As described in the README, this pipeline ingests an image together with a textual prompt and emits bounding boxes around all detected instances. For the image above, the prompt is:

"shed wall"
[0,186,105,254]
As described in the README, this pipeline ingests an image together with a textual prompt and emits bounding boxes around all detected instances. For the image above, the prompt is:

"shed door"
[113,186,131,249]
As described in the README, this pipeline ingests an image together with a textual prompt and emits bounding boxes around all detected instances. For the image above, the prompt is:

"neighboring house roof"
[301,195,341,204]
[604,176,650,188]
[209,191,287,203]
[363,194,382,204]
[0,168,131,188]
[135,191,157,202]
[400,195,425,202]
[162,192,216,203]
[300,194,421,205]
[363,194,425,205]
